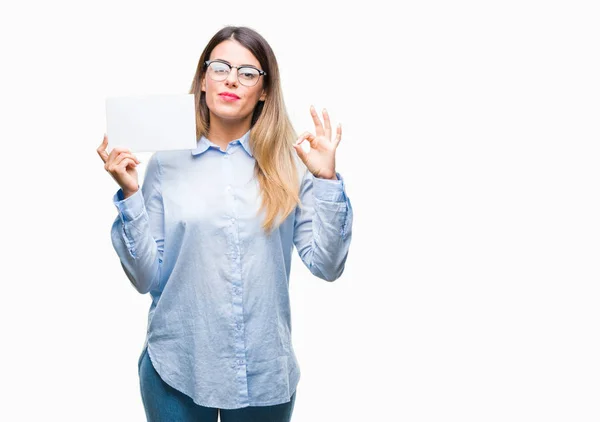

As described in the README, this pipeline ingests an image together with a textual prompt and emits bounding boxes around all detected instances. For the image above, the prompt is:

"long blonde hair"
[189,26,301,233]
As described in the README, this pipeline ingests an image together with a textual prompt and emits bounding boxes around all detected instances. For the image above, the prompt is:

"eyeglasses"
[204,60,267,87]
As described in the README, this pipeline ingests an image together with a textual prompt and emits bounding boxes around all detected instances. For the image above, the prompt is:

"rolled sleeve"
[311,172,347,202]
[113,188,145,222]
[293,170,353,281]
[110,153,164,294]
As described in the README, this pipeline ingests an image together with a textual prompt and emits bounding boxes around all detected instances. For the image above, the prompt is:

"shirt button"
[231,218,236,223]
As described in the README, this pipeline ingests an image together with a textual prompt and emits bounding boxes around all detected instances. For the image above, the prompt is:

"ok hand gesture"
[293,106,342,180]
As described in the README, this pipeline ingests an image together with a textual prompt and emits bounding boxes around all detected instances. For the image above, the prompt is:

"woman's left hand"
[293,106,341,180]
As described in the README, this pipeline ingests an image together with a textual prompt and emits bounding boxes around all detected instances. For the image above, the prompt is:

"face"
[201,40,267,125]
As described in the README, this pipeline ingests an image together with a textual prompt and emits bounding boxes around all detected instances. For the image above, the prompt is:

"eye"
[238,67,260,81]
[210,62,230,74]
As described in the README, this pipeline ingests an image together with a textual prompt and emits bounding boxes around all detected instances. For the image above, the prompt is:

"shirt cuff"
[113,188,145,222]
[312,172,347,202]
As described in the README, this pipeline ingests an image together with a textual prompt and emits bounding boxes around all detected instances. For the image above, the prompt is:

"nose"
[224,69,238,87]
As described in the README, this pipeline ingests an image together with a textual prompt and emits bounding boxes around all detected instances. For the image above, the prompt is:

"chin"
[210,104,252,122]
[215,108,249,120]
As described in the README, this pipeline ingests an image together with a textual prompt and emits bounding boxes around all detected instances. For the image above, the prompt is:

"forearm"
[111,189,163,294]
[295,172,353,281]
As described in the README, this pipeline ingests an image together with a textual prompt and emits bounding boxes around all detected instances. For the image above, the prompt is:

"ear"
[201,75,206,92]
[259,90,266,101]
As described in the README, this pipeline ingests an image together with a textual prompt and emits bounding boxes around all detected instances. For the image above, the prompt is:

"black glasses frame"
[204,60,267,86]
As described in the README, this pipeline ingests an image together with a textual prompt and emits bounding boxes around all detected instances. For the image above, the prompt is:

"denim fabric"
[138,347,296,422]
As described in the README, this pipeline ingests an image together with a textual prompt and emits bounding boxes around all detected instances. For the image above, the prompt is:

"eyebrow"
[212,58,260,68]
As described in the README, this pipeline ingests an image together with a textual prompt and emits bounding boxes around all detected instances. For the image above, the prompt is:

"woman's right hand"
[97,134,141,199]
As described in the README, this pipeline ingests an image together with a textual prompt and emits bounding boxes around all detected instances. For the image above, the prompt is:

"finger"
[106,152,139,172]
[293,143,308,163]
[334,123,342,148]
[296,131,318,149]
[295,131,310,144]
[107,146,133,164]
[106,157,137,176]
[97,135,109,163]
[103,137,132,164]
[294,132,316,148]
[118,157,137,172]
[322,108,332,141]
[309,105,324,137]
[114,151,140,167]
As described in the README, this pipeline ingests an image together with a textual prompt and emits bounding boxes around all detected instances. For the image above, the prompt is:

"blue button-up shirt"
[110,131,353,409]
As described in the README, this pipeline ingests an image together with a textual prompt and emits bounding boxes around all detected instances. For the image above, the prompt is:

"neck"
[207,115,252,150]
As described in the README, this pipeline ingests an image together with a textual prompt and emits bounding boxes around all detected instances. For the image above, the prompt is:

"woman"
[97,26,353,422]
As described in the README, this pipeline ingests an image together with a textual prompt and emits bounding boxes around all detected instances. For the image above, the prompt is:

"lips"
[219,92,240,99]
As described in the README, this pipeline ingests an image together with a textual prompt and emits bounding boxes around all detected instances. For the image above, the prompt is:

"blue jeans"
[138,347,296,422]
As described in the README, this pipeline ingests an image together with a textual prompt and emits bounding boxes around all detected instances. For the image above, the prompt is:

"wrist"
[319,173,337,181]
[123,186,139,199]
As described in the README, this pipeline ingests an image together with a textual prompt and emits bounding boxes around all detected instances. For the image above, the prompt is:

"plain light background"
[1,0,599,421]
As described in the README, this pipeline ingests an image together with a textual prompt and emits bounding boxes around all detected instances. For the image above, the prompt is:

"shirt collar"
[191,130,253,157]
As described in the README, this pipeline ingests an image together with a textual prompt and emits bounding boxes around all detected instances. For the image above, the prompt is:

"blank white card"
[105,93,198,153]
